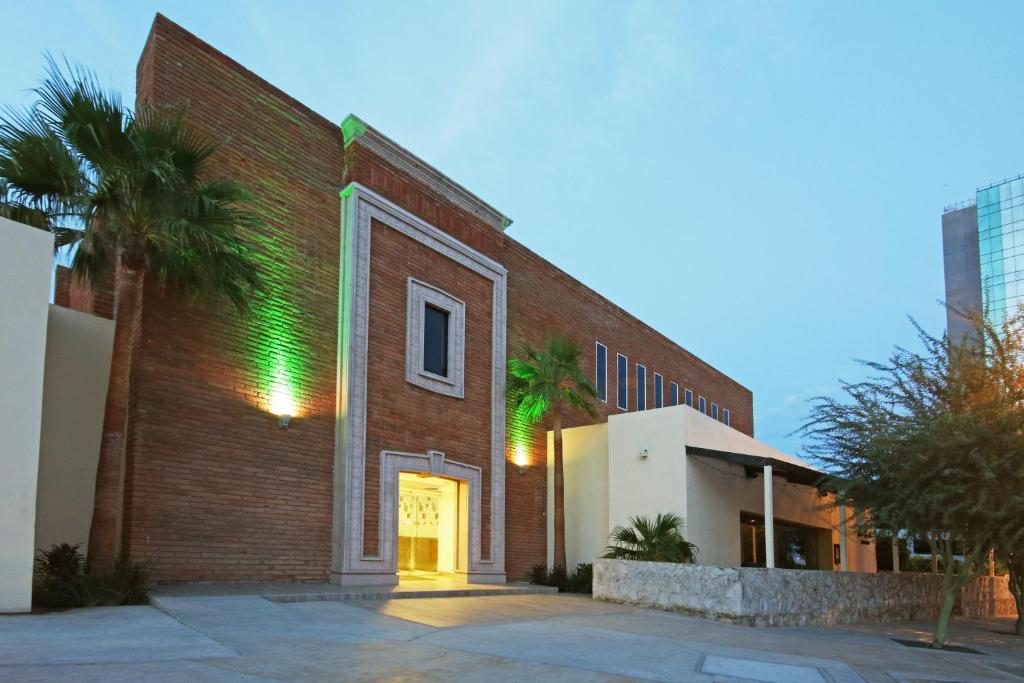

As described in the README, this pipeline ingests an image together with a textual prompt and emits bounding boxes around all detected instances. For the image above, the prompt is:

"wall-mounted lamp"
[639,448,649,459]
[513,444,529,475]
[270,387,295,430]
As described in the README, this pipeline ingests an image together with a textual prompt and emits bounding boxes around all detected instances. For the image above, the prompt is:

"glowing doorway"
[397,472,462,579]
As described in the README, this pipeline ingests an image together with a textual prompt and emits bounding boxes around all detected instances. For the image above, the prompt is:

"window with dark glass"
[711,403,719,420]
[670,382,679,406]
[723,409,730,426]
[422,303,449,377]
[617,354,628,410]
[684,388,693,407]
[698,396,706,414]
[636,365,647,410]
[740,513,827,570]
[653,373,663,408]
[595,343,607,402]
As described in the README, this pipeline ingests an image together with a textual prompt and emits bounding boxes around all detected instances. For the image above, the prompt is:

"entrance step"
[268,584,559,603]
[152,581,559,603]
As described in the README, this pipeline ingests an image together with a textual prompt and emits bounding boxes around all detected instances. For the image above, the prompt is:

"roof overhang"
[685,446,827,488]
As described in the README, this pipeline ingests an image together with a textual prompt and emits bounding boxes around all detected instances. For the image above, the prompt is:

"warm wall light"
[270,385,295,429]
[513,443,529,475]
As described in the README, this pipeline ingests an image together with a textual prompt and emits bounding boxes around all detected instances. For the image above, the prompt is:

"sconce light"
[514,444,529,475]
[269,388,295,430]
[639,448,649,459]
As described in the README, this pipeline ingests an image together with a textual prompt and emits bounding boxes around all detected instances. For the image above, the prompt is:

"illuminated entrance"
[397,472,464,578]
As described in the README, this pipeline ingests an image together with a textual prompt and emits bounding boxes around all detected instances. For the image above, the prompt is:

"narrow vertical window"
[423,304,450,377]
[711,403,719,420]
[595,342,607,402]
[636,364,647,410]
[654,373,663,408]
[723,409,730,426]
[616,354,628,410]
[670,382,679,406]
[684,388,693,407]
[698,396,706,414]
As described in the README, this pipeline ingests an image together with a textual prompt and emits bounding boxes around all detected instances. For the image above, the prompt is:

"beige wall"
[554,403,876,573]
[607,406,687,539]
[35,306,114,555]
[547,423,609,568]
[0,218,53,613]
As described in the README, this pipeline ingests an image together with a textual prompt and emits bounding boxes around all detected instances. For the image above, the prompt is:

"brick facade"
[115,15,753,582]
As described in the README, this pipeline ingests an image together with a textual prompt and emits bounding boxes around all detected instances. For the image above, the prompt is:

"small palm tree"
[603,513,698,563]
[509,334,597,570]
[0,58,263,568]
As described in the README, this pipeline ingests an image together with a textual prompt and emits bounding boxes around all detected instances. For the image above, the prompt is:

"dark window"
[684,388,693,407]
[723,409,730,426]
[423,304,449,377]
[740,513,827,570]
[698,396,706,414]
[654,373,663,408]
[636,365,647,410]
[711,403,719,420]
[670,382,679,406]
[595,343,607,402]
[617,354,628,409]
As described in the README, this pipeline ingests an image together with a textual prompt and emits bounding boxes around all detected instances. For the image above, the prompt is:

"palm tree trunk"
[87,264,143,569]
[552,411,567,570]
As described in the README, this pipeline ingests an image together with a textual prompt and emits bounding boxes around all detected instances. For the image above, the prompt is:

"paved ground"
[1,593,1022,682]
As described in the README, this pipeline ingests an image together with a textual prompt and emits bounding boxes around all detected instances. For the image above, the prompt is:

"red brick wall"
[361,219,495,558]
[129,14,753,582]
[123,16,344,581]
[344,143,753,578]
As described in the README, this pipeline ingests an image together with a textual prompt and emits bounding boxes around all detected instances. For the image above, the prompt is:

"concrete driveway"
[1,593,1022,682]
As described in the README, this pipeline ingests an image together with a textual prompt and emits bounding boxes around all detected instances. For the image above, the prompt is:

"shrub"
[603,513,698,563]
[32,543,151,609]
[527,563,593,594]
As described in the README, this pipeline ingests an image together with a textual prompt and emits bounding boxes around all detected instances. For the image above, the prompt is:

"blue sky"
[4,1,1023,456]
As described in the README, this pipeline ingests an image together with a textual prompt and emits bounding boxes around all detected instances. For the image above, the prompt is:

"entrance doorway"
[397,472,461,580]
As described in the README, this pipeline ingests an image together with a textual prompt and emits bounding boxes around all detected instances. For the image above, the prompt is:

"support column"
[892,534,900,573]
[763,465,775,569]
[838,504,849,571]
[989,549,996,577]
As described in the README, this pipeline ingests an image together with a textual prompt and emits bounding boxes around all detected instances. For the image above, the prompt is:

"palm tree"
[0,58,263,568]
[509,333,597,570]
[603,513,698,563]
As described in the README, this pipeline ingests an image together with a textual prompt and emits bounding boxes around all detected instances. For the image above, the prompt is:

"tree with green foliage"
[603,513,698,563]
[1009,552,1024,636]
[509,334,597,570]
[800,311,1024,648]
[0,58,263,569]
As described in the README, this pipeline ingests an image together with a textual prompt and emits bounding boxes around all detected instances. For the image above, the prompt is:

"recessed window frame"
[723,408,730,426]
[636,363,647,410]
[698,396,706,414]
[684,388,693,407]
[711,403,719,420]
[405,278,466,398]
[616,353,628,410]
[670,382,679,406]
[653,373,663,409]
[595,342,608,403]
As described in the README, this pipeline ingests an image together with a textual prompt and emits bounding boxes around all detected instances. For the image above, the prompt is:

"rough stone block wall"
[594,559,1015,626]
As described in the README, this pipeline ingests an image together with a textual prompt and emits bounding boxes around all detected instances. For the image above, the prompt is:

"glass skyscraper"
[942,173,1024,341]
[977,176,1024,328]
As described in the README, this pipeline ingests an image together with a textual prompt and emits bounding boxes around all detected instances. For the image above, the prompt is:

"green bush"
[603,513,698,563]
[527,563,592,594]
[33,543,152,609]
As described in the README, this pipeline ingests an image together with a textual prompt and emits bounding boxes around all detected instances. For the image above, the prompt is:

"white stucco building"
[548,404,876,573]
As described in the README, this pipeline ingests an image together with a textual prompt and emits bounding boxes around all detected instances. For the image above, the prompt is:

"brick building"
[60,15,759,585]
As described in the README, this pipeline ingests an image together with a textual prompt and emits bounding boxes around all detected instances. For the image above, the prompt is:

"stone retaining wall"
[593,559,1015,626]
